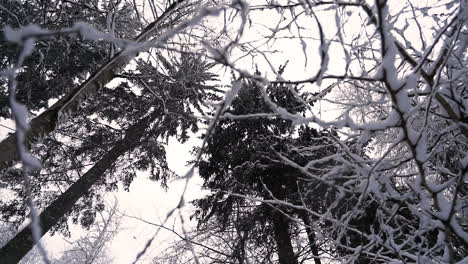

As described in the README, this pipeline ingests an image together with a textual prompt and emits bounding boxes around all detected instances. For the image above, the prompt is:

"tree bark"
[0,0,186,168]
[300,213,321,264]
[271,210,298,264]
[0,113,155,264]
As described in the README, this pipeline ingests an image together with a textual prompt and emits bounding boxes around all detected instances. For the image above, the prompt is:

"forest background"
[0,0,467,263]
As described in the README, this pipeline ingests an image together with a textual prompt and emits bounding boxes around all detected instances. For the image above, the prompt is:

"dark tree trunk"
[0,113,154,264]
[271,210,298,264]
[300,212,321,264]
[233,230,247,264]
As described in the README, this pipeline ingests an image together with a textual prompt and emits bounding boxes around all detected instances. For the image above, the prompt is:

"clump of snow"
[3,25,48,43]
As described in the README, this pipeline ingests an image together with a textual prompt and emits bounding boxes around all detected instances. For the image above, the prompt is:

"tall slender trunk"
[0,113,154,264]
[233,225,247,264]
[300,212,321,264]
[271,210,298,264]
[0,0,186,168]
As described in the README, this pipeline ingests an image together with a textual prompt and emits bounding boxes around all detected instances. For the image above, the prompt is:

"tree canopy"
[0,0,467,263]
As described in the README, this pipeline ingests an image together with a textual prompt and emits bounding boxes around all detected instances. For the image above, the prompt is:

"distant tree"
[0,200,120,264]
[190,68,336,264]
[153,210,279,264]
[50,200,121,264]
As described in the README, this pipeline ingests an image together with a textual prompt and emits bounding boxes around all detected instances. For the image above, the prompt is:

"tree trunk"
[0,0,186,168]
[300,213,321,264]
[0,113,155,264]
[271,210,298,264]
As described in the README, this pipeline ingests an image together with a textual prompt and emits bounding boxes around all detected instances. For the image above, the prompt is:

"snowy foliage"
[0,0,467,263]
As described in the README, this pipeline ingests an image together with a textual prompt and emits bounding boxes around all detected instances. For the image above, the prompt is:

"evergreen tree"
[0,53,220,263]
[193,69,336,264]
[0,0,192,167]
[0,1,221,261]
[0,0,140,118]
